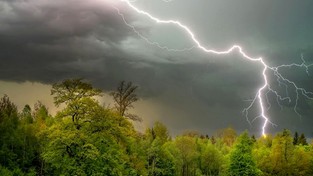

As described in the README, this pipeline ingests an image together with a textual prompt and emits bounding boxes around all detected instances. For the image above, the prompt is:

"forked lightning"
[115,0,313,136]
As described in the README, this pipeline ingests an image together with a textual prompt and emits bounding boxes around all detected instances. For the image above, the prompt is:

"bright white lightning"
[117,0,313,136]
[113,6,196,52]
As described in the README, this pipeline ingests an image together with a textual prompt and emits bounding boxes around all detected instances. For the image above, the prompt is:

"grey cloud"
[0,0,313,137]
[0,0,147,82]
[0,0,133,41]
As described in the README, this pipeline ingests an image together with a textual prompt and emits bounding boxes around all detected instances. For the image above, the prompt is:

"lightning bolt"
[115,0,313,136]
[114,6,196,52]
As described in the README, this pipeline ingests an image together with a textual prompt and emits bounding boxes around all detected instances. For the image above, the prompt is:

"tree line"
[0,79,312,176]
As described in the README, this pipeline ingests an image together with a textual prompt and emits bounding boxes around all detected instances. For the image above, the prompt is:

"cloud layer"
[1,0,313,136]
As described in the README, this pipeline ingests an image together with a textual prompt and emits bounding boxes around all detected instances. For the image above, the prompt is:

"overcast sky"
[1,0,313,137]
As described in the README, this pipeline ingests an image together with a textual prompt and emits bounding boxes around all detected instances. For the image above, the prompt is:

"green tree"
[51,78,102,128]
[46,79,144,175]
[20,104,33,124]
[200,141,224,176]
[291,145,311,176]
[0,95,20,169]
[42,107,131,175]
[228,131,261,176]
[174,136,199,176]
[147,121,170,144]
[268,129,294,175]
[144,122,174,176]
[217,127,237,147]
[253,134,273,176]
[0,95,39,175]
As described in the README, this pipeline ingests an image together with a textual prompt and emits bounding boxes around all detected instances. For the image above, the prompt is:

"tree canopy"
[0,79,312,176]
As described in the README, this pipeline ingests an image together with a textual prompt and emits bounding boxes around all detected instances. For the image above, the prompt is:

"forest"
[0,78,312,176]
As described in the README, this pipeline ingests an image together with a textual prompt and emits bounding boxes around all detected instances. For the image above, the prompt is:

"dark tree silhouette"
[298,133,308,145]
[110,81,141,122]
[293,132,299,145]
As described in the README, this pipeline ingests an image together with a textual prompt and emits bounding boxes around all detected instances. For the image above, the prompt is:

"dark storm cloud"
[0,0,133,42]
[0,0,146,82]
[0,0,313,136]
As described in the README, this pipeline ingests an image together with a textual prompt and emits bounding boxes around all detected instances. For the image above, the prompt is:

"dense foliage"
[0,79,312,176]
